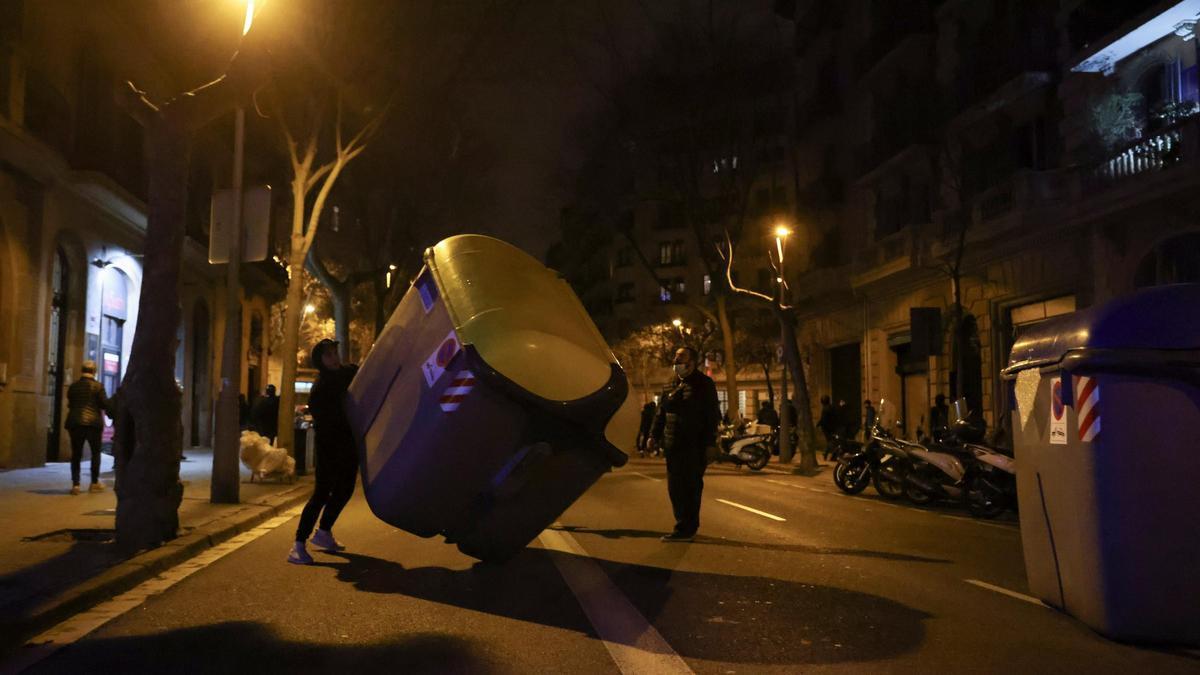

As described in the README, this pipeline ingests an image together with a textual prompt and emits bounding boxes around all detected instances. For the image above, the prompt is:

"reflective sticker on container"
[416,270,439,314]
[1049,379,1067,445]
[422,331,460,387]
[439,371,475,412]
[1074,375,1100,443]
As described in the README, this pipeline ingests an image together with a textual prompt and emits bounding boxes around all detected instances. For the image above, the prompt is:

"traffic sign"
[209,185,272,263]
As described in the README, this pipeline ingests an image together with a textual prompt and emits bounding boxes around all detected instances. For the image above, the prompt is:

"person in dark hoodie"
[288,339,359,565]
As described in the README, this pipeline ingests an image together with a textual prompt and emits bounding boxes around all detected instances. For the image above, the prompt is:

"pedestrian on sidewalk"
[289,339,359,565]
[647,347,720,543]
[251,384,280,445]
[64,361,111,495]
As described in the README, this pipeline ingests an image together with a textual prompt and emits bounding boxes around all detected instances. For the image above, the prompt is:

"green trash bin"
[1002,284,1200,645]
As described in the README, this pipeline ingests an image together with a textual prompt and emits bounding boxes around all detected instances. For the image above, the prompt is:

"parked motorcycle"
[863,403,911,500]
[832,436,876,494]
[713,422,772,471]
[952,399,1017,518]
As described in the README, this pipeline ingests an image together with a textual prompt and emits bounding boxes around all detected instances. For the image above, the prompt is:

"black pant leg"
[295,465,333,542]
[68,428,85,485]
[666,452,705,535]
[318,458,358,531]
[684,469,704,534]
[85,427,103,482]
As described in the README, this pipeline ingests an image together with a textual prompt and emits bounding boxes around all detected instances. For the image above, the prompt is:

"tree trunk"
[305,251,351,360]
[275,253,306,452]
[715,293,739,423]
[777,307,817,471]
[112,122,189,551]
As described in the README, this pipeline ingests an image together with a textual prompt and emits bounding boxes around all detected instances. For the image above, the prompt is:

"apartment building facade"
[0,2,285,467]
[559,0,1199,440]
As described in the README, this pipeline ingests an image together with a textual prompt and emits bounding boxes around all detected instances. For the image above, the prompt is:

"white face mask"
[673,362,693,378]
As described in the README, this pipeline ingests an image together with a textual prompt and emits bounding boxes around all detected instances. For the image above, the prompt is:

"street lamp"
[212,0,259,505]
[304,304,316,314]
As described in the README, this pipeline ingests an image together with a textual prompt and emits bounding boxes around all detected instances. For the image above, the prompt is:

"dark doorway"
[890,337,929,440]
[191,300,211,447]
[829,343,862,435]
[46,247,69,462]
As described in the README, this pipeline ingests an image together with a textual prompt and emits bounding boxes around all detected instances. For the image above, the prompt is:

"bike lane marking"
[538,527,694,675]
[714,498,786,522]
[632,472,663,482]
[963,578,1045,607]
[4,507,304,675]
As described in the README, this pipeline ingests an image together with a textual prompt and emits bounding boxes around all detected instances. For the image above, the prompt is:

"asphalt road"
[10,458,1198,674]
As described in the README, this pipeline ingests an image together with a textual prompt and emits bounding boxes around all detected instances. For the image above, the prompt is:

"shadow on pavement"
[551,525,951,563]
[315,548,931,666]
[23,622,492,674]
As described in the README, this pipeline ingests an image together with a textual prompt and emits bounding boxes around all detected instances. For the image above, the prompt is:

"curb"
[8,479,313,649]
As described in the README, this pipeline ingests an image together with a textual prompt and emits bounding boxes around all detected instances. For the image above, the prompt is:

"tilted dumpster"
[1003,283,1200,645]
[346,235,638,561]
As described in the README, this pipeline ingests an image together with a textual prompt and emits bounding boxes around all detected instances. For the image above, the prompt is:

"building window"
[658,239,686,266]
[703,274,712,295]
[659,286,672,303]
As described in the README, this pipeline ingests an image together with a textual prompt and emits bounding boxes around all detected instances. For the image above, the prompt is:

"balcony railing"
[1093,113,1199,182]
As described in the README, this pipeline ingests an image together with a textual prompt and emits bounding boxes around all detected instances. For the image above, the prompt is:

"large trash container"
[346,235,639,561]
[1002,283,1200,645]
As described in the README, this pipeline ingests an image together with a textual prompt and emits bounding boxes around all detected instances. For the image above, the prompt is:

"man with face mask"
[647,346,721,542]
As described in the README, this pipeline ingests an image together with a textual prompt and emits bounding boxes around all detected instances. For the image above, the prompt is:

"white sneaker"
[310,529,344,551]
[287,543,313,565]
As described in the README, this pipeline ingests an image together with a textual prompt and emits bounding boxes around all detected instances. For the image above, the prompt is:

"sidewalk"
[0,448,313,652]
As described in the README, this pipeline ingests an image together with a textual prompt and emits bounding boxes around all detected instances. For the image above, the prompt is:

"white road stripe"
[714,498,786,522]
[632,471,662,482]
[4,508,303,674]
[538,528,693,675]
[964,579,1045,607]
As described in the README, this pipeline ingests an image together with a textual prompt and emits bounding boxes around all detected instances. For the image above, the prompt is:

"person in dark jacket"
[64,361,111,495]
[636,401,657,457]
[756,401,780,428]
[929,394,950,441]
[289,339,360,565]
[863,400,877,438]
[647,347,720,542]
[251,384,280,444]
[817,395,839,461]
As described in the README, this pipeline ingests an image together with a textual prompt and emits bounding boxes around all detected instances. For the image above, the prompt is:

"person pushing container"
[288,339,359,565]
[648,347,720,542]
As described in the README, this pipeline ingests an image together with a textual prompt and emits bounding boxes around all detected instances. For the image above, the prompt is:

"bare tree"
[566,1,792,422]
[112,7,277,549]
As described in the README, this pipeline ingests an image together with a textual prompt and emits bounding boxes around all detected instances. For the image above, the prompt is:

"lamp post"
[212,1,256,504]
[774,224,795,463]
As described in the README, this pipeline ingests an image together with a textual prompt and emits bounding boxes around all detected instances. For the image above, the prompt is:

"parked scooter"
[863,401,913,500]
[950,399,1017,518]
[713,422,772,471]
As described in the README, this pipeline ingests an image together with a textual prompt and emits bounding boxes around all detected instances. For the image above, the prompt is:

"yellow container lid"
[426,235,616,404]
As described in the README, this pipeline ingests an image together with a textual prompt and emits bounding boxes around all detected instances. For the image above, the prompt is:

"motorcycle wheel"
[965,474,1007,519]
[746,444,770,471]
[872,463,905,500]
[903,483,934,506]
[833,459,871,495]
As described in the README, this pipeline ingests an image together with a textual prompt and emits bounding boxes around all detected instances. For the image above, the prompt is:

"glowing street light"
[305,303,316,314]
[242,0,256,36]
[671,318,683,328]
[774,223,792,265]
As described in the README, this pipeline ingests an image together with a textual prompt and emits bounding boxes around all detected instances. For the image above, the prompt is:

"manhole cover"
[23,528,116,543]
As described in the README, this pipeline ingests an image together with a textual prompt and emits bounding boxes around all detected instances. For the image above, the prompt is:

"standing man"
[289,339,359,565]
[863,399,877,439]
[929,394,950,441]
[251,384,280,445]
[64,361,111,495]
[817,395,839,461]
[648,347,720,542]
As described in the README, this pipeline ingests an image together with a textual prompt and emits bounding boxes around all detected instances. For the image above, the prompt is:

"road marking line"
[632,471,662,482]
[765,479,799,489]
[964,579,1045,607]
[714,498,786,522]
[5,508,303,674]
[538,528,693,675]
